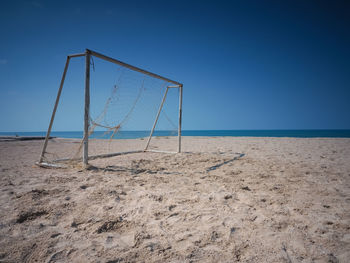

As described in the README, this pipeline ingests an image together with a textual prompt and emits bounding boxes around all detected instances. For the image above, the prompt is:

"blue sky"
[0,0,349,131]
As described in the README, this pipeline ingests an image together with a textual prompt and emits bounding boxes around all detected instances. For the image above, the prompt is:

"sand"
[0,136,349,262]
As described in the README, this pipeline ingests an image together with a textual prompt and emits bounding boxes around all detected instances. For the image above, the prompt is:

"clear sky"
[0,0,349,131]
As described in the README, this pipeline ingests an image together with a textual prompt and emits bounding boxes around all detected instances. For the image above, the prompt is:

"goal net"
[38,50,182,168]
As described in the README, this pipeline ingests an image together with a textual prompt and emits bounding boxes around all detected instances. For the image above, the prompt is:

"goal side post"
[38,56,71,164]
[144,86,170,151]
[83,49,91,166]
[144,84,183,153]
[178,84,183,153]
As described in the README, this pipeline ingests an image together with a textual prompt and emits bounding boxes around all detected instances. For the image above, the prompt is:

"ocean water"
[1,130,350,139]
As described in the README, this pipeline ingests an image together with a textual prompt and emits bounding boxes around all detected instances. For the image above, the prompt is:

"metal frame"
[144,84,182,153]
[37,49,183,167]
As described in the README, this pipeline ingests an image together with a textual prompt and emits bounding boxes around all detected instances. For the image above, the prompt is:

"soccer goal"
[37,49,183,168]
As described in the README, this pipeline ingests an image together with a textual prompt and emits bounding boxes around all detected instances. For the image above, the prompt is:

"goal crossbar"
[38,49,183,167]
[87,49,182,86]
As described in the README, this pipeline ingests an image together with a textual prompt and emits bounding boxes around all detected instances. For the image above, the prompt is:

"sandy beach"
[0,136,349,262]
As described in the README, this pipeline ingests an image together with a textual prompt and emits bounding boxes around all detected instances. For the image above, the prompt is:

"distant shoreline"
[1,130,350,139]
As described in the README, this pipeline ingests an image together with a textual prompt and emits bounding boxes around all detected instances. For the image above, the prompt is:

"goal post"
[37,49,183,168]
[83,50,90,165]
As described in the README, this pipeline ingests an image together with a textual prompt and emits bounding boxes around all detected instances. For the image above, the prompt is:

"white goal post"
[37,49,183,167]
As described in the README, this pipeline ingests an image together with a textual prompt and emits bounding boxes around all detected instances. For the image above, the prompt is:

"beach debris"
[97,221,120,233]
[241,186,251,191]
[211,231,220,241]
[97,217,124,233]
[230,170,243,175]
[47,250,66,263]
[145,242,157,252]
[168,212,179,218]
[106,236,113,243]
[149,194,163,202]
[328,253,339,263]
[30,189,49,200]
[106,259,123,263]
[168,205,176,211]
[85,165,99,171]
[0,136,55,142]
[50,233,61,238]
[281,243,292,263]
[108,190,118,195]
[16,210,48,224]
[250,215,257,221]
[224,194,233,200]
[134,231,152,247]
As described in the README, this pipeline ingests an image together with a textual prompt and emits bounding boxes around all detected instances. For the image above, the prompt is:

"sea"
[1,130,350,139]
